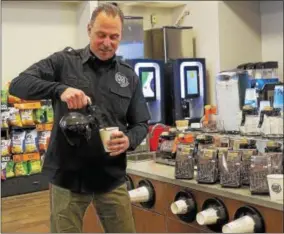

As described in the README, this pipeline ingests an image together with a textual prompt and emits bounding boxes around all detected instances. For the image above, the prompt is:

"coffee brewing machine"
[237,61,281,109]
[215,69,250,133]
[164,58,207,127]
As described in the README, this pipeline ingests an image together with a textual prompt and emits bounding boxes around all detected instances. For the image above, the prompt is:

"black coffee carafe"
[59,103,108,147]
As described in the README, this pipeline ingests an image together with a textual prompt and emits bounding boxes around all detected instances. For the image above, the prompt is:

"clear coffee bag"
[197,148,218,184]
[249,156,269,194]
[219,150,242,188]
[175,143,195,180]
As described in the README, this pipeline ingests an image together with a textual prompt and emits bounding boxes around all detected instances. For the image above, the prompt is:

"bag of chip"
[21,109,35,126]
[38,131,51,152]
[14,161,29,177]
[24,129,39,153]
[1,139,11,156]
[34,107,46,124]
[12,131,26,154]
[27,160,42,175]
[1,90,8,109]
[9,107,23,127]
[45,101,54,123]
[8,95,21,104]
[1,162,7,180]
[1,111,10,128]
[6,161,15,178]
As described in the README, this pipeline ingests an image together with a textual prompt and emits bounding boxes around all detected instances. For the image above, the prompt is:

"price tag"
[23,152,40,161]
[14,102,41,110]
[36,123,53,131]
[1,156,12,162]
[13,152,40,162]
[13,154,23,162]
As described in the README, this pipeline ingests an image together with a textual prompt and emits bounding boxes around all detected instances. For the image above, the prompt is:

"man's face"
[88,12,122,61]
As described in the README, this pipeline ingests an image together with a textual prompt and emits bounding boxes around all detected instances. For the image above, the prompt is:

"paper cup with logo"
[129,186,150,203]
[170,199,188,215]
[222,215,255,233]
[99,127,119,152]
[267,174,284,202]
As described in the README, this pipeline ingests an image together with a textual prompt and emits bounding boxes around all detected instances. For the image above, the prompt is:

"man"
[9,3,150,233]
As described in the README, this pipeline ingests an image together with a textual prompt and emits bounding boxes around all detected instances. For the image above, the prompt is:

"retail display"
[152,122,283,198]
[1,85,53,192]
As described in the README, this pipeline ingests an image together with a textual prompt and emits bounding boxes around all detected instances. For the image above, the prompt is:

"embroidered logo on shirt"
[115,72,129,88]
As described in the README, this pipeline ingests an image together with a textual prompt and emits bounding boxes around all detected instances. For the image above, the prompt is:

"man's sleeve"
[9,52,69,100]
[125,77,151,151]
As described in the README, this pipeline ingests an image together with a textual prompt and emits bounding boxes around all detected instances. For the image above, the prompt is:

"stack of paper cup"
[196,208,219,225]
[267,174,284,202]
[170,199,188,215]
[129,186,150,203]
[222,215,255,233]
[99,127,119,152]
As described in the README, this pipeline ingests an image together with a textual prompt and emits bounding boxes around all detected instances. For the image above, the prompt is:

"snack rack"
[1,88,54,197]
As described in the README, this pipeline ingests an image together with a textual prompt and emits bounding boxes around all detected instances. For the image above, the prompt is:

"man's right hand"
[60,87,90,109]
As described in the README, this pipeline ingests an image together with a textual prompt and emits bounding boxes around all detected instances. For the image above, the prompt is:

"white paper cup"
[196,208,219,225]
[170,199,188,215]
[267,174,284,202]
[129,186,150,203]
[99,127,119,152]
[222,215,255,233]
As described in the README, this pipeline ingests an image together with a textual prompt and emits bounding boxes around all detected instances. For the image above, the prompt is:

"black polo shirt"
[9,45,150,194]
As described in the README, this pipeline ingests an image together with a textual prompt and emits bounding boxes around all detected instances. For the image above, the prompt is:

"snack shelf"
[1,90,53,196]
[1,172,49,197]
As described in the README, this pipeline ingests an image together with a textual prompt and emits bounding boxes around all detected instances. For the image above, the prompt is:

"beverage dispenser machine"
[215,69,250,133]
[164,58,206,126]
[126,59,165,125]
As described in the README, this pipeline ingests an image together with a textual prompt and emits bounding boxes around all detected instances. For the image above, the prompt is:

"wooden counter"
[83,160,283,233]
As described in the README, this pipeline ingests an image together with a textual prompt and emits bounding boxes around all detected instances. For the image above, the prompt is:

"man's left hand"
[107,131,130,156]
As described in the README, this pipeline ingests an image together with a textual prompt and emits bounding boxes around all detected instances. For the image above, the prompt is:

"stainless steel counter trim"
[126,161,283,211]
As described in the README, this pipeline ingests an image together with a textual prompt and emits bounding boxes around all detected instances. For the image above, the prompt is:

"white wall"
[77,1,98,48]
[118,5,173,29]
[172,1,220,104]
[218,1,262,71]
[2,1,78,85]
[260,1,283,81]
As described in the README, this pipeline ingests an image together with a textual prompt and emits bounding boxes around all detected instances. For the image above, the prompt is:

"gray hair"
[90,3,124,25]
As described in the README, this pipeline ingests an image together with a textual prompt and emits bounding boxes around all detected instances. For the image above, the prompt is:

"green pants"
[50,183,136,233]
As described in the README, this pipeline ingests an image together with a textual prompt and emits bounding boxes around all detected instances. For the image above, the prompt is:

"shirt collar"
[81,44,118,65]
